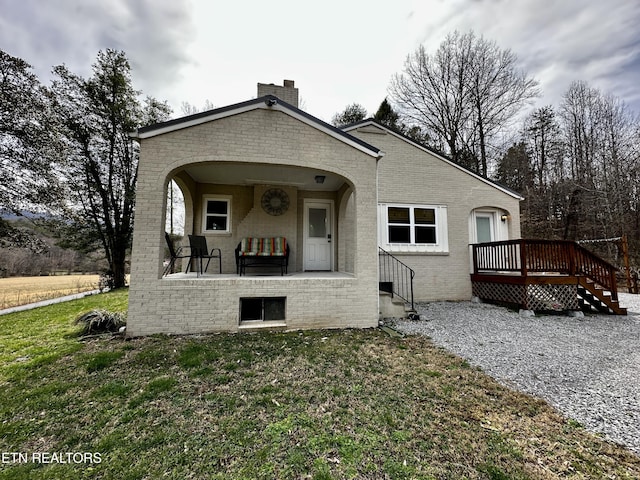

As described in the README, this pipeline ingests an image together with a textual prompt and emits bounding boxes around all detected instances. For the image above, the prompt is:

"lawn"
[0,274,101,310]
[1,290,639,479]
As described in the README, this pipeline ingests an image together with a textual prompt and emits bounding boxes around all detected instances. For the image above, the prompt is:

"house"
[127,80,522,337]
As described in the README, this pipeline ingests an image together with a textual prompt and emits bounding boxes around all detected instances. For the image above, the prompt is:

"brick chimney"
[257,80,299,108]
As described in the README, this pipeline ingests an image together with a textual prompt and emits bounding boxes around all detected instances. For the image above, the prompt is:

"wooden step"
[577,280,627,315]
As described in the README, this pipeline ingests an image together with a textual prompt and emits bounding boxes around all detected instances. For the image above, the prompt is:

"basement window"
[240,297,286,322]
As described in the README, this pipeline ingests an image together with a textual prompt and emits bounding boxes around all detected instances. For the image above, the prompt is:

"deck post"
[472,244,479,274]
[622,234,631,292]
[568,242,576,276]
[610,269,619,302]
[519,239,527,276]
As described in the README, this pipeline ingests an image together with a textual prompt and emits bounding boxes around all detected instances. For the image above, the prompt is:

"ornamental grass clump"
[75,309,126,335]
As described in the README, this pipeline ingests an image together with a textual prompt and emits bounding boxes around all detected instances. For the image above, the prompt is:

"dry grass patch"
[0,274,101,309]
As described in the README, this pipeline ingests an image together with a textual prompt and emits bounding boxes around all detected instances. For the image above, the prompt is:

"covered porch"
[166,161,359,277]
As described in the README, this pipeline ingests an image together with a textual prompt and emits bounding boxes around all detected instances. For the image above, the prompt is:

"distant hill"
[0,215,106,277]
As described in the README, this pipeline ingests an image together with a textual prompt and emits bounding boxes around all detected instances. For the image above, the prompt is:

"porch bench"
[235,237,289,276]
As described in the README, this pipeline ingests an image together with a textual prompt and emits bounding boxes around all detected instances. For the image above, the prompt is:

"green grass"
[1,289,639,479]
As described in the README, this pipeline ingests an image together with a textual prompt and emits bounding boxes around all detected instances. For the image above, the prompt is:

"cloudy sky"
[2,0,639,123]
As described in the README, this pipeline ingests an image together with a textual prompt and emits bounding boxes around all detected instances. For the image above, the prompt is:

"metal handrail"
[378,247,415,310]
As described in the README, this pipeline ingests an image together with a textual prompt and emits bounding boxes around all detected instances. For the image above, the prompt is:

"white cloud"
[1,0,639,121]
[0,0,195,102]
[411,0,640,113]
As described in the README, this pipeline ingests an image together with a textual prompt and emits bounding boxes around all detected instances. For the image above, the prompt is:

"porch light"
[501,214,509,222]
[314,175,326,184]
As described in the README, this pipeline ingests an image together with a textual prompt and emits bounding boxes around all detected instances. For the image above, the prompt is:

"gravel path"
[391,293,640,456]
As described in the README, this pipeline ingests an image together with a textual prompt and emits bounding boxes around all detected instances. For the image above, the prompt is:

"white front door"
[304,201,333,271]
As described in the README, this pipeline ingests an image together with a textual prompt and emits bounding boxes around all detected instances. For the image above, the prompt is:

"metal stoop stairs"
[379,247,417,320]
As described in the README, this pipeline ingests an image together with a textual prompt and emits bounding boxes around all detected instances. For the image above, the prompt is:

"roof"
[130,95,384,159]
[342,119,524,200]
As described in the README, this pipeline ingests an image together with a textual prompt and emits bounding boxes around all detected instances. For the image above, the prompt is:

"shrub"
[75,309,126,335]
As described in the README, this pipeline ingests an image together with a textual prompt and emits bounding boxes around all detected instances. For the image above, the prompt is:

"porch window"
[380,204,448,253]
[202,195,231,233]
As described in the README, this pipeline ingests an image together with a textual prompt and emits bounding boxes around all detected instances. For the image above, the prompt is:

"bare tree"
[390,31,539,176]
[390,40,470,165]
[524,106,564,190]
[180,99,216,116]
[467,33,540,175]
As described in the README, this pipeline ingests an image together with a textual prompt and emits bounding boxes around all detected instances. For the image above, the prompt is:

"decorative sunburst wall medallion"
[261,188,290,216]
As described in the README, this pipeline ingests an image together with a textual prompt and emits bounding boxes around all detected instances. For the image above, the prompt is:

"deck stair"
[577,277,627,315]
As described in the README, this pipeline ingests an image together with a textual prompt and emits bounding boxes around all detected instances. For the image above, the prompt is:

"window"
[379,204,448,253]
[388,206,436,244]
[387,207,438,245]
[202,196,231,233]
[475,214,494,243]
[240,297,286,322]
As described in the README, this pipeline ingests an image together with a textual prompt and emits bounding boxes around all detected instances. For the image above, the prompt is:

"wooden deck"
[471,240,627,315]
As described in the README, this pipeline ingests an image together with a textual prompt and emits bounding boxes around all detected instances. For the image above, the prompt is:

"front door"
[304,201,332,271]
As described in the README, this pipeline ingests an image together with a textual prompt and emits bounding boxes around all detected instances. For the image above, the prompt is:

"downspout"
[376,151,385,322]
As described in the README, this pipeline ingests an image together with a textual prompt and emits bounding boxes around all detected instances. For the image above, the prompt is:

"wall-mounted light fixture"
[501,214,509,222]
[314,175,326,184]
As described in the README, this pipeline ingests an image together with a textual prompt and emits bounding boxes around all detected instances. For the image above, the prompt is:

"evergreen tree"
[373,98,400,131]
[331,103,367,127]
[0,50,62,214]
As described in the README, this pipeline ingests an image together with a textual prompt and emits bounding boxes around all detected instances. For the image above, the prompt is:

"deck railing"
[379,247,415,309]
[472,239,620,301]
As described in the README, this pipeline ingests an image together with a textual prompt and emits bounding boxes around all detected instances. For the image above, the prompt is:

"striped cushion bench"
[235,237,289,276]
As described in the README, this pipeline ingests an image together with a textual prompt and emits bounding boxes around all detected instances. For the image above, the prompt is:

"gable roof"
[130,95,384,159]
[342,119,524,200]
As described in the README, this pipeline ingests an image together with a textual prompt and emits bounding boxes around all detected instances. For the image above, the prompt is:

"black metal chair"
[163,232,191,276]
[186,235,222,276]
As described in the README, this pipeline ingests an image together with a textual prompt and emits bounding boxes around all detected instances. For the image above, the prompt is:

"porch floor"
[163,271,355,280]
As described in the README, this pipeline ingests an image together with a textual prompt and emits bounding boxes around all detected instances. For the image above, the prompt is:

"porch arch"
[161,160,359,276]
[469,207,513,244]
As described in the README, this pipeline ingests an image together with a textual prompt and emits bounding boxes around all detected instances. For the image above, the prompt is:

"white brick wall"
[349,125,522,302]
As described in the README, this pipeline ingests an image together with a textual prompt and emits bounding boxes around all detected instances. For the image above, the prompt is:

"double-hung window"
[202,195,231,233]
[380,204,448,253]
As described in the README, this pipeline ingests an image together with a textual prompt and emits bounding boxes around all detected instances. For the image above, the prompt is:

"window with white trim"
[202,196,231,233]
[379,204,448,253]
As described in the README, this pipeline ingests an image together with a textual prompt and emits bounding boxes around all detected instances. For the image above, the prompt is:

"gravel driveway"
[391,293,640,456]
